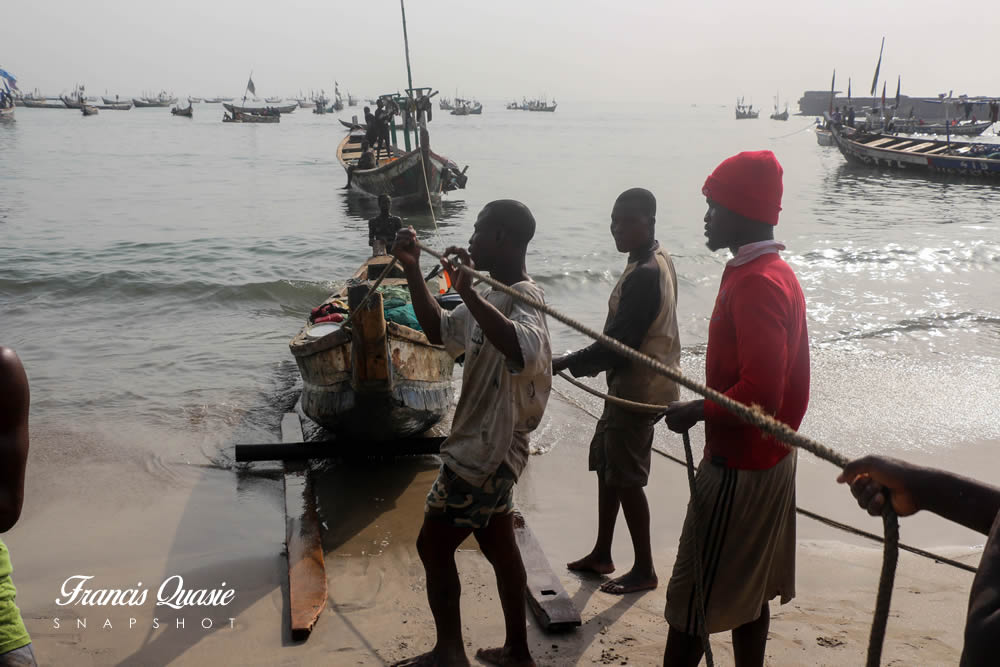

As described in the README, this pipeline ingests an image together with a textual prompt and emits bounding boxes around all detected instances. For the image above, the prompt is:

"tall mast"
[400,0,414,94]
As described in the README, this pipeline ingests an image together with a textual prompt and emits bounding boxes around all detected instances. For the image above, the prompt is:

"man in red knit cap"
[661,151,809,667]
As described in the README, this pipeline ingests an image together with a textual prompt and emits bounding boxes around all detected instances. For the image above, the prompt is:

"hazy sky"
[4,0,997,103]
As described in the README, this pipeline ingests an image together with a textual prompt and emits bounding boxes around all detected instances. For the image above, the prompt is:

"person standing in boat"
[345,140,376,189]
[368,194,402,256]
[553,188,681,595]
[390,201,551,667]
[363,106,377,145]
[0,348,36,667]
[661,151,809,667]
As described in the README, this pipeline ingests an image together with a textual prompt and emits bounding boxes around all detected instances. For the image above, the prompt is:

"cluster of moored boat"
[506,97,557,112]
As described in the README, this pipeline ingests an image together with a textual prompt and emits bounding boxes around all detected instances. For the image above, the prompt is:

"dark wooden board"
[282,413,328,640]
[512,512,581,632]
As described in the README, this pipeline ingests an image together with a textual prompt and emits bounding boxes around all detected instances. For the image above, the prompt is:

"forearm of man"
[909,468,1000,536]
[461,289,523,367]
[403,264,443,344]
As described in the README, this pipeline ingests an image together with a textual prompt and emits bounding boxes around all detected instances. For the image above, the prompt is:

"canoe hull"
[338,133,452,206]
[832,126,1000,177]
[290,268,455,441]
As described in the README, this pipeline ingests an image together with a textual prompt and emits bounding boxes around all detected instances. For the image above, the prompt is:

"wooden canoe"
[171,104,193,117]
[831,124,1000,177]
[81,105,99,116]
[97,102,132,110]
[223,102,296,115]
[223,111,280,123]
[289,255,455,441]
[336,131,466,207]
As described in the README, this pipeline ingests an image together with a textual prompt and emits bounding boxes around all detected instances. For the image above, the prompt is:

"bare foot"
[599,568,658,595]
[566,552,614,575]
[475,646,536,667]
[392,649,471,667]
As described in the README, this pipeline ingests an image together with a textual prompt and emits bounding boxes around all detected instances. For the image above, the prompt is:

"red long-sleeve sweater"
[703,253,810,470]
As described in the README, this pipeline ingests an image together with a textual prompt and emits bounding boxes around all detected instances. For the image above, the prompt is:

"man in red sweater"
[661,150,809,667]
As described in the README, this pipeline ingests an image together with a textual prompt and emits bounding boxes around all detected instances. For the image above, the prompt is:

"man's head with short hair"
[610,188,656,254]
[378,193,391,214]
[361,140,370,151]
[364,106,370,114]
[467,199,536,272]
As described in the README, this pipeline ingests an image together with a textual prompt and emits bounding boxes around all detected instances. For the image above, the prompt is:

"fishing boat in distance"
[451,97,482,115]
[830,123,1000,177]
[289,253,455,440]
[222,110,279,123]
[439,97,454,111]
[736,97,759,119]
[224,101,296,115]
[133,92,177,107]
[171,103,193,117]
[96,102,132,110]
[337,88,468,208]
[188,96,203,104]
[265,96,282,103]
[770,94,789,120]
[102,95,127,105]
[61,85,87,109]
[81,104,99,116]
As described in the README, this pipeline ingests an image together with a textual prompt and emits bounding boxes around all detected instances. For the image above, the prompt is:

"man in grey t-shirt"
[391,200,551,667]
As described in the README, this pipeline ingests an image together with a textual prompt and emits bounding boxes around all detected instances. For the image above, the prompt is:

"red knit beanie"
[702,151,783,226]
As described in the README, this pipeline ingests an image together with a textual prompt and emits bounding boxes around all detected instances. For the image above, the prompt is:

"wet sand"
[10,389,988,666]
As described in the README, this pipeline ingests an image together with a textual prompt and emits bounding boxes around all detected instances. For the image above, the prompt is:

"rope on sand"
[416,240,899,666]
[551,383,977,574]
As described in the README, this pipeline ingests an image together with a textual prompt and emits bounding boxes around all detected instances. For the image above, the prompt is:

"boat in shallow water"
[831,124,1000,177]
[289,254,456,440]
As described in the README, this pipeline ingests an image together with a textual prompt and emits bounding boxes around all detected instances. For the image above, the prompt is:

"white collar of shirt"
[726,240,786,267]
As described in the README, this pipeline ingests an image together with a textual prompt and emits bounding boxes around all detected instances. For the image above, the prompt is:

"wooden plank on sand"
[282,412,327,640]
[512,511,581,632]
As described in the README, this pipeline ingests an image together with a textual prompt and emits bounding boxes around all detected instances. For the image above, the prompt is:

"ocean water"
[2,102,999,460]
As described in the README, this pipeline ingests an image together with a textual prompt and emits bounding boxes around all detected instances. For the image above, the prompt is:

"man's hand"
[391,227,420,270]
[837,456,922,518]
[442,246,474,297]
[663,400,705,434]
[552,354,572,374]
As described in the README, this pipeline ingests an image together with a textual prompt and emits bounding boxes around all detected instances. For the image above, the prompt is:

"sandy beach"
[7,383,986,667]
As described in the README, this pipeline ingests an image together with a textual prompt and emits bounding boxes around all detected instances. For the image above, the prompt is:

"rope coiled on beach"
[417,241,900,666]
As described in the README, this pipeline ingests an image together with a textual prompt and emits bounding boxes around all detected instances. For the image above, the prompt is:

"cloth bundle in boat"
[379,286,423,332]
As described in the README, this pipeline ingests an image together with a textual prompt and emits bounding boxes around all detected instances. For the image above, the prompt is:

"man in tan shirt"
[554,188,681,595]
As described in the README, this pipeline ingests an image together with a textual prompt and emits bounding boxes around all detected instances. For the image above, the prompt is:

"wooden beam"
[235,436,445,462]
[512,512,581,632]
[282,413,327,641]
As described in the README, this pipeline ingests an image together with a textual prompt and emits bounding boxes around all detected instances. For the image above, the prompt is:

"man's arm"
[443,247,523,367]
[837,456,1000,535]
[0,348,29,533]
[553,262,660,376]
[391,228,443,344]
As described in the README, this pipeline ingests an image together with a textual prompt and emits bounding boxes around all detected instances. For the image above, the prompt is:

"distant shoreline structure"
[798,90,998,118]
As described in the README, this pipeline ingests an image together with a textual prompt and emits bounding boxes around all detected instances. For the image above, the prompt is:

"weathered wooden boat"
[96,102,132,110]
[223,111,280,123]
[816,127,834,146]
[23,99,65,109]
[223,102,296,115]
[204,97,223,103]
[298,99,316,109]
[265,96,283,103]
[132,97,174,108]
[188,96,203,104]
[339,118,363,130]
[289,254,455,440]
[831,124,1000,177]
[0,105,14,119]
[770,107,789,121]
[313,103,330,115]
[61,95,85,109]
[171,104,193,117]
[337,121,468,207]
[874,119,993,137]
[81,104,99,116]
[102,96,126,104]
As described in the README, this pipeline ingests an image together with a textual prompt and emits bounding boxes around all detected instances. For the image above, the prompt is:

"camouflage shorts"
[425,464,516,529]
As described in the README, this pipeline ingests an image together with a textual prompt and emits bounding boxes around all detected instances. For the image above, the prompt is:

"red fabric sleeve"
[704,274,790,425]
